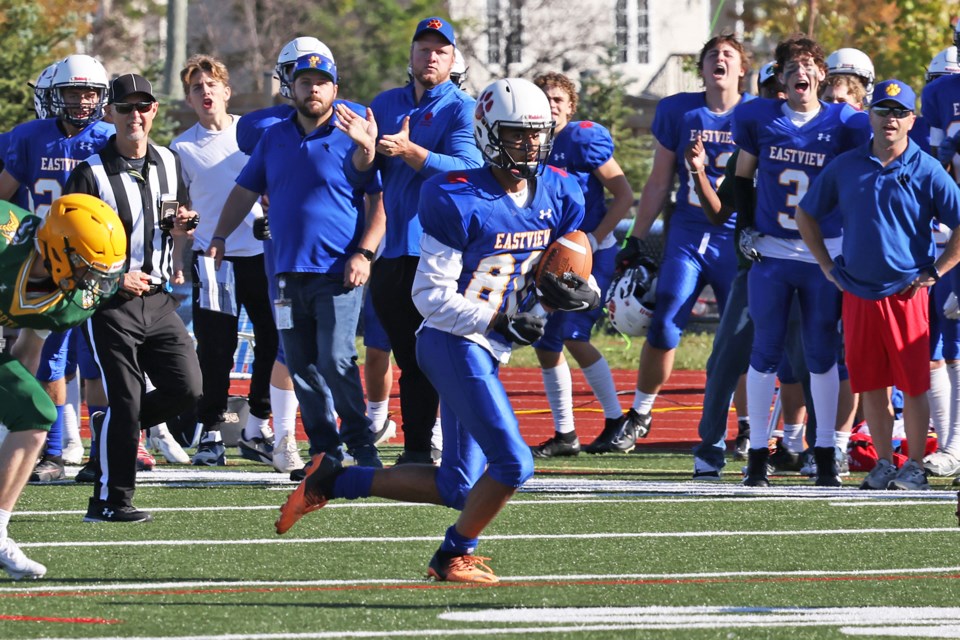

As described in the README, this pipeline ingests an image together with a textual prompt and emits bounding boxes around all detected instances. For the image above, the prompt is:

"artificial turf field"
[4,368,960,640]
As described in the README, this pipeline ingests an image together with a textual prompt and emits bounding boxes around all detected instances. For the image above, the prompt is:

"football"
[534,230,593,286]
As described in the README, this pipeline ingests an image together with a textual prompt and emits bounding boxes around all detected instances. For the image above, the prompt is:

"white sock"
[431,416,443,452]
[366,399,390,433]
[66,375,81,429]
[928,364,950,444]
[782,423,804,452]
[581,358,623,419]
[270,385,299,442]
[542,362,575,435]
[632,389,657,415]
[810,365,839,448]
[0,508,10,541]
[835,429,851,453]
[746,367,777,449]
[946,361,960,455]
[202,430,222,444]
[243,414,270,440]
[770,428,784,439]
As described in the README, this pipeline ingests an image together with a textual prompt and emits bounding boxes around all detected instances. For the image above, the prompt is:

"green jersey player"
[0,193,125,579]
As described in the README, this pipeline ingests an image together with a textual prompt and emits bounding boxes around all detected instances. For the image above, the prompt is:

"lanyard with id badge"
[275,276,293,330]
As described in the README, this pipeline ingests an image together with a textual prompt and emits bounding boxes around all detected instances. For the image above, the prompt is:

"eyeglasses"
[871,106,913,119]
[113,101,154,115]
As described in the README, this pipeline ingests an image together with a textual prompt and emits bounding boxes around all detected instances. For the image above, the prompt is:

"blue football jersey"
[921,74,960,178]
[418,165,585,350]
[3,118,113,215]
[910,115,933,156]
[236,104,295,156]
[733,99,870,238]
[548,121,614,233]
[652,92,753,234]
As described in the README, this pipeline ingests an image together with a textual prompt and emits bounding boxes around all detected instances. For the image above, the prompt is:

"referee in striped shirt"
[66,74,202,523]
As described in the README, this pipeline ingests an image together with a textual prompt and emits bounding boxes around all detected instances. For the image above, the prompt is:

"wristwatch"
[928,265,942,282]
[355,248,376,262]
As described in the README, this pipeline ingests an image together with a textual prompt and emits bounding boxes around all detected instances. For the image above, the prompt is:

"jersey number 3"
[776,168,809,230]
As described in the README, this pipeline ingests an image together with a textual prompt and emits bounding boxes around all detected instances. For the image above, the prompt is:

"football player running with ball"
[276,78,598,584]
[0,194,126,579]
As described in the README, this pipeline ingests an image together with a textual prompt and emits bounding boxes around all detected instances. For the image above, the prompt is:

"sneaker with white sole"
[273,434,305,473]
[61,437,84,465]
[238,425,275,465]
[148,426,191,464]
[860,458,898,490]
[192,440,226,466]
[372,418,397,446]
[692,457,721,481]
[923,451,960,477]
[0,537,47,580]
[889,459,930,491]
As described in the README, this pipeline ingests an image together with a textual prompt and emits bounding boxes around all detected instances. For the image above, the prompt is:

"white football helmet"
[49,55,109,127]
[826,48,875,99]
[927,47,960,83]
[474,78,555,180]
[275,37,335,99]
[450,49,467,88]
[33,61,59,119]
[605,260,657,337]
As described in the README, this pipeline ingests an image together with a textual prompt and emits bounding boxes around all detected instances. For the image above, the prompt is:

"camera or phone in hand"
[159,201,198,231]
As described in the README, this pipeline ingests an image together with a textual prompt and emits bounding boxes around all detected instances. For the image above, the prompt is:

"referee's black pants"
[369,256,438,454]
[86,291,202,507]
[191,252,278,427]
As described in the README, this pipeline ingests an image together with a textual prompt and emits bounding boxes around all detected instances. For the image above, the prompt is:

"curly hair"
[774,35,827,76]
[533,72,578,113]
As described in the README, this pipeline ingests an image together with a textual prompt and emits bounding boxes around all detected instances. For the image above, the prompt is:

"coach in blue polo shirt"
[208,51,384,468]
[337,17,483,465]
[797,79,960,491]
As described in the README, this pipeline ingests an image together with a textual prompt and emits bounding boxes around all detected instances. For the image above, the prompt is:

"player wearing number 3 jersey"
[732,35,870,487]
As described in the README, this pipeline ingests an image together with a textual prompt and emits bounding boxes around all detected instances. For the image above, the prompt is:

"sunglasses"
[113,101,154,115]
[871,105,913,119]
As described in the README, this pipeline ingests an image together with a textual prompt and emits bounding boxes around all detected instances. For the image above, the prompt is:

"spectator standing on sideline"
[65,74,203,522]
[208,51,383,468]
[0,195,126,579]
[277,77,595,584]
[341,16,483,465]
[798,79,960,491]
[171,55,279,467]
[527,71,635,458]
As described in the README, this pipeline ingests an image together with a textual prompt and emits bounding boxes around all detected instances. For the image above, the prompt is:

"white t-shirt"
[171,115,263,257]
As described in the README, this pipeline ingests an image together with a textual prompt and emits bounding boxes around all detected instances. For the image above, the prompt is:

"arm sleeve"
[64,163,99,197]
[733,176,756,228]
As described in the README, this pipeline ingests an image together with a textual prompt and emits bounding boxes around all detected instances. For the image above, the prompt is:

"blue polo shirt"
[237,105,379,275]
[344,81,482,259]
[800,138,960,300]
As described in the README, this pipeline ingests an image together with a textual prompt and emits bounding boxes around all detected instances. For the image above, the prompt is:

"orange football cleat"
[275,453,338,534]
[427,551,500,584]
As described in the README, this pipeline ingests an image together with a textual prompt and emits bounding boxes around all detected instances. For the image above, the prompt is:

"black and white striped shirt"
[65,136,188,285]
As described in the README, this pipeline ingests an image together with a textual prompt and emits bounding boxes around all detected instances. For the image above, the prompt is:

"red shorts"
[842,289,930,396]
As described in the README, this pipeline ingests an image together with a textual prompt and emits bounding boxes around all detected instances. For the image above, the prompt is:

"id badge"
[274,298,293,330]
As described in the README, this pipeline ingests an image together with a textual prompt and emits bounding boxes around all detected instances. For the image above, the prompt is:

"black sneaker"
[29,455,65,482]
[813,446,842,487]
[394,450,436,465]
[83,498,153,523]
[585,411,644,454]
[742,447,770,487]
[347,444,383,468]
[769,439,803,473]
[75,458,99,483]
[733,419,750,461]
[531,433,580,458]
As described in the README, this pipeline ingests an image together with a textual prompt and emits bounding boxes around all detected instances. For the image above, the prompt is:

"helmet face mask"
[275,37,334,99]
[605,260,657,336]
[33,62,59,119]
[49,55,108,128]
[36,194,127,308]
[474,78,556,180]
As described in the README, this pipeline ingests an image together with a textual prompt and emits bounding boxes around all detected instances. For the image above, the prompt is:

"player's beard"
[295,96,331,122]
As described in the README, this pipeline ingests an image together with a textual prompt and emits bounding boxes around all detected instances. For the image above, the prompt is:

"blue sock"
[88,405,107,453]
[45,405,64,457]
[332,467,375,500]
[440,525,478,556]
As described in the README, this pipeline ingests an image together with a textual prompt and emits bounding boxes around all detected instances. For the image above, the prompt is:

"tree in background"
[0,0,96,131]
[741,0,955,94]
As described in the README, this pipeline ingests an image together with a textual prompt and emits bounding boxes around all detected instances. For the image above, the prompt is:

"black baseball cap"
[109,73,157,104]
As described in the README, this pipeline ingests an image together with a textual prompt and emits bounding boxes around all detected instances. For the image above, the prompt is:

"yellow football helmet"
[36,194,127,298]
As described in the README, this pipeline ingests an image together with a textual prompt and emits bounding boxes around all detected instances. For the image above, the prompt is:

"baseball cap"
[413,16,455,46]
[870,79,916,111]
[291,52,338,84]
[758,62,777,87]
[109,73,156,104]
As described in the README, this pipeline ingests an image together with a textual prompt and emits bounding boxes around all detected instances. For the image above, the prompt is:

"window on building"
[506,0,523,64]
[487,0,502,65]
[615,0,628,64]
[615,0,651,65]
[637,0,650,64]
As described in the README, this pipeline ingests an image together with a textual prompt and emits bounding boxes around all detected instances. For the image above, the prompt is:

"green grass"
[4,447,959,639]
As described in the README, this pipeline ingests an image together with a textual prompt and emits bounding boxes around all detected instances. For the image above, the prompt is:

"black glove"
[614,236,643,274]
[253,215,271,241]
[491,312,545,346]
[537,271,600,312]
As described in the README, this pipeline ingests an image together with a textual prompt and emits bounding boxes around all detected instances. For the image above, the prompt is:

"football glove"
[945,292,960,320]
[253,215,271,241]
[491,312,546,346]
[938,132,960,167]
[614,236,643,274]
[737,227,763,262]
[537,271,600,312]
